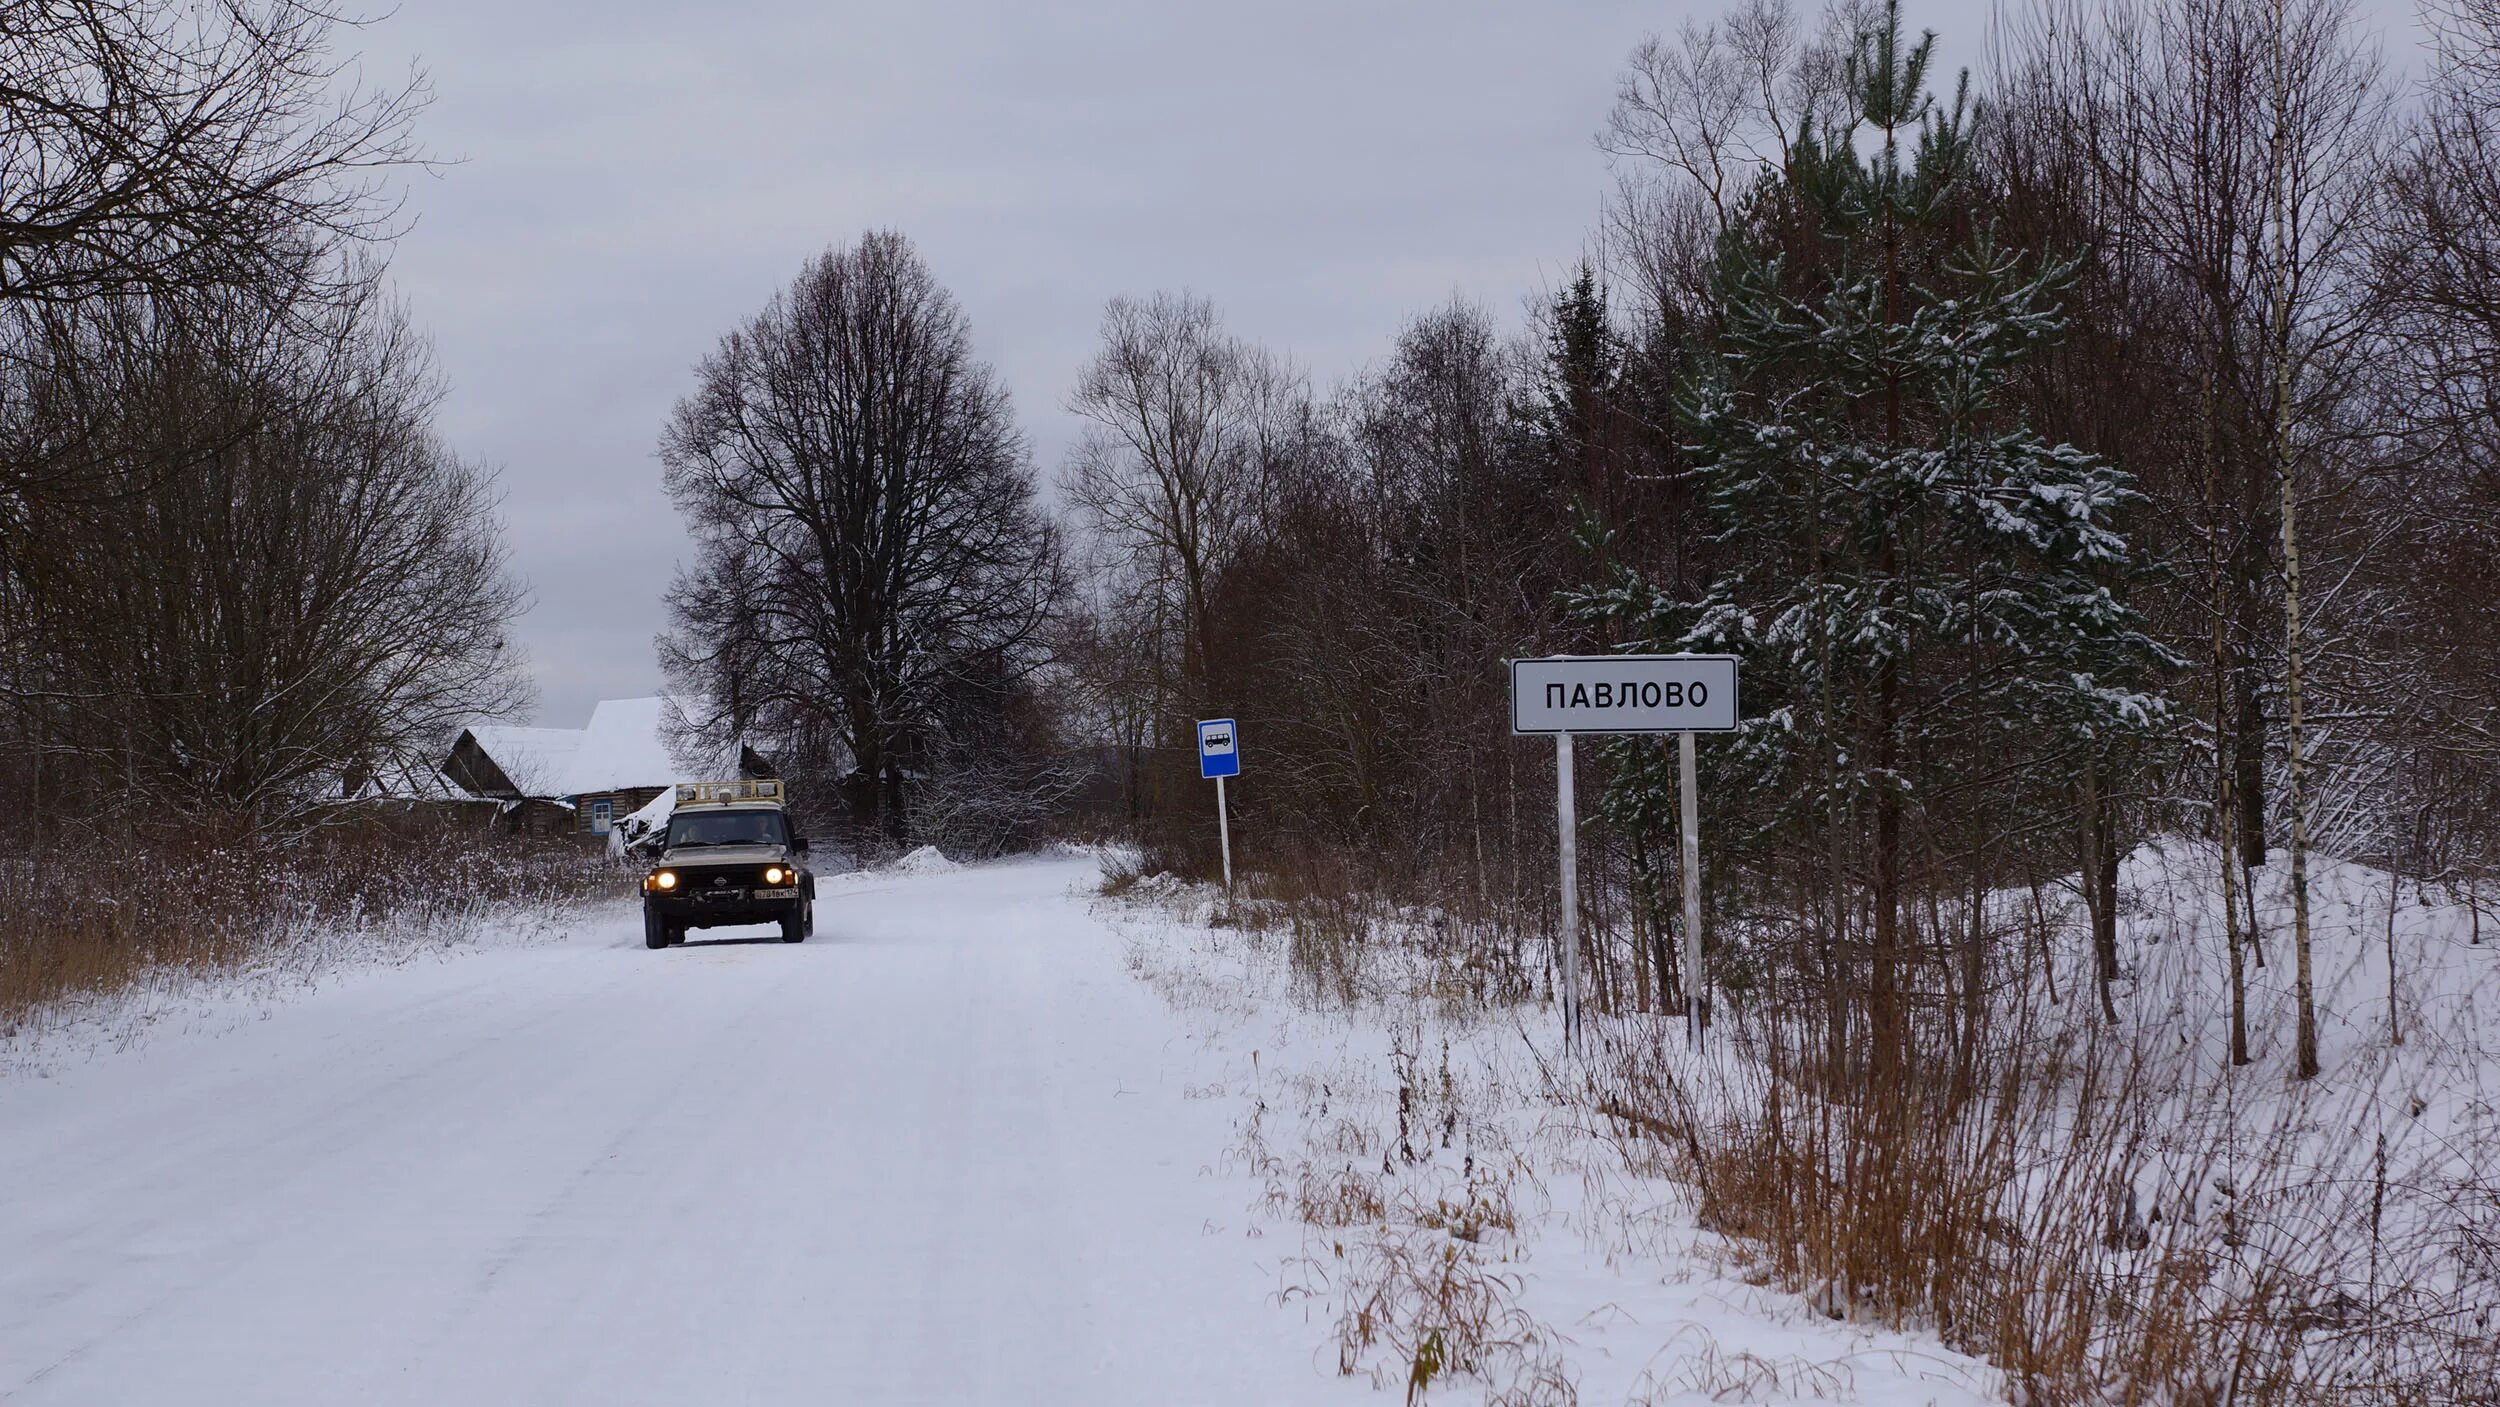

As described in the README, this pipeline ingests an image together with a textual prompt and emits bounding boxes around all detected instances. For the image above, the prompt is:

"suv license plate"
[754,887,799,900]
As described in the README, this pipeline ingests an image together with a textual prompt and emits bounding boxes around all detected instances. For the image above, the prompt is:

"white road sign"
[1510,652,1740,1057]
[1510,655,1739,735]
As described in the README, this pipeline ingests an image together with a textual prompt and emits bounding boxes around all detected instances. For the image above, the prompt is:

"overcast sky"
[358,0,2426,728]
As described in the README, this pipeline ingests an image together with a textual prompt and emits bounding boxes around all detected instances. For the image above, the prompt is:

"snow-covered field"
[2,853,2009,1405]
[1098,838,2500,1402]
[1108,874,2005,1407]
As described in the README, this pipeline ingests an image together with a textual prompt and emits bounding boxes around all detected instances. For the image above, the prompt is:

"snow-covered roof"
[622,784,675,831]
[343,756,482,803]
[456,697,748,799]
[560,697,687,795]
[463,725,585,797]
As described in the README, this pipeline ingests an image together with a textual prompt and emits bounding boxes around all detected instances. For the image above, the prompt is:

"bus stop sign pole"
[1216,775,1233,891]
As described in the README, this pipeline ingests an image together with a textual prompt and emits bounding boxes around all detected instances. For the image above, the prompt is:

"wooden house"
[443,699,774,843]
[440,725,583,836]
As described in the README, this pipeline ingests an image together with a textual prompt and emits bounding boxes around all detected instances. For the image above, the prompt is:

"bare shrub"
[1589,895,2500,1407]
[1096,848,1147,898]
[0,815,623,1035]
[1317,1231,1566,1404]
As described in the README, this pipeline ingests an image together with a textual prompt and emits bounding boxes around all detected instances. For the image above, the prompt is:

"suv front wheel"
[643,906,675,950]
[780,896,812,944]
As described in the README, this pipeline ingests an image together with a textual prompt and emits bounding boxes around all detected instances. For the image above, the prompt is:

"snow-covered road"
[0,857,1338,1405]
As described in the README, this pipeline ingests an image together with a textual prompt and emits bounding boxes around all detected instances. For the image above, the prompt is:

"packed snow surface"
[0,861,1332,1404]
[1,857,1999,1404]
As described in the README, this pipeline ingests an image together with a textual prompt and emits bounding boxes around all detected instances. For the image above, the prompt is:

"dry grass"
[1106,839,2500,1404]
[0,813,623,1033]
[1270,1146,1575,1406]
[1622,1324,1857,1403]
[1214,841,1542,1017]
[1586,953,2500,1406]
[1323,1230,1571,1406]
[1096,845,1148,898]
[1217,1009,1571,1404]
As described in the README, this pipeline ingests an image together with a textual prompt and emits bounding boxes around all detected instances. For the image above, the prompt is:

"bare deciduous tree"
[1061,292,1306,716]
[1598,0,1849,229]
[1,0,428,607]
[0,0,427,309]
[0,276,526,819]
[660,231,1063,846]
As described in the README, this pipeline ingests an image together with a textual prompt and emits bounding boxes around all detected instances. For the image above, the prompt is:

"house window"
[590,798,613,835]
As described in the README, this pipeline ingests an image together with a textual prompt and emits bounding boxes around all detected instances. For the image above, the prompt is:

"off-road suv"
[640,781,816,948]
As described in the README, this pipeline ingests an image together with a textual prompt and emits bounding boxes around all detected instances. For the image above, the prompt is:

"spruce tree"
[1523,262,1625,519]
[1573,1,2174,1058]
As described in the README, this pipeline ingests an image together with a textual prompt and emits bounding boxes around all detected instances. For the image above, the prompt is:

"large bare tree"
[1,0,428,602]
[0,275,526,819]
[660,231,1063,845]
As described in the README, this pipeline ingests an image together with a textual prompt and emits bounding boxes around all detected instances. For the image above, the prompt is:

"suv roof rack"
[675,779,784,807]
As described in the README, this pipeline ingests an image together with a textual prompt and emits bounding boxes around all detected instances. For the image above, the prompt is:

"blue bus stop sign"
[1198,718,1240,779]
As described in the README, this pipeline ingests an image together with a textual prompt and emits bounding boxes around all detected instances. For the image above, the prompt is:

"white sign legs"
[1509,655,1739,1060]
[1556,731,1582,1056]
[1679,729,1704,1048]
[1216,774,1233,892]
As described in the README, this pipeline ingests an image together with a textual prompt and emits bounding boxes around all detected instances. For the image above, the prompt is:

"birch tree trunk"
[2267,0,2323,1080]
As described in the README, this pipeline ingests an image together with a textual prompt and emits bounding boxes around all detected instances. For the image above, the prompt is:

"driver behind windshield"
[665,811,789,848]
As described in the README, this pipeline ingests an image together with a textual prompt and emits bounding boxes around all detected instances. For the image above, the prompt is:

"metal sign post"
[1510,656,1739,1055]
[1555,731,1581,1054]
[1678,728,1705,1047]
[1216,777,1232,891]
[1197,719,1240,891]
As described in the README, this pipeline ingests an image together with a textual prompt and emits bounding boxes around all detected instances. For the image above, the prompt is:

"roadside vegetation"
[0,2,584,1035]
[1077,2,2500,1396]
[1111,839,2498,1405]
[0,817,621,1046]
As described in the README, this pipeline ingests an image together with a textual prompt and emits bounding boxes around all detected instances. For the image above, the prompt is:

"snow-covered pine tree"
[1572,0,2175,1062]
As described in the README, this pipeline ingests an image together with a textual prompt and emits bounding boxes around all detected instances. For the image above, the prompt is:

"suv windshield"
[664,809,788,849]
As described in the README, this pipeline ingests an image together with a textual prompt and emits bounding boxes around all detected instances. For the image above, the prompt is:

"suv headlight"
[764,866,787,885]
[648,870,679,891]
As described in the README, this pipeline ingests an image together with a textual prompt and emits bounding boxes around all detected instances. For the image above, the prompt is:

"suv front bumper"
[647,887,803,929]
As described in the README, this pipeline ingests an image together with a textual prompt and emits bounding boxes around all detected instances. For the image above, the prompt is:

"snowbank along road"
[0,857,1343,1406]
